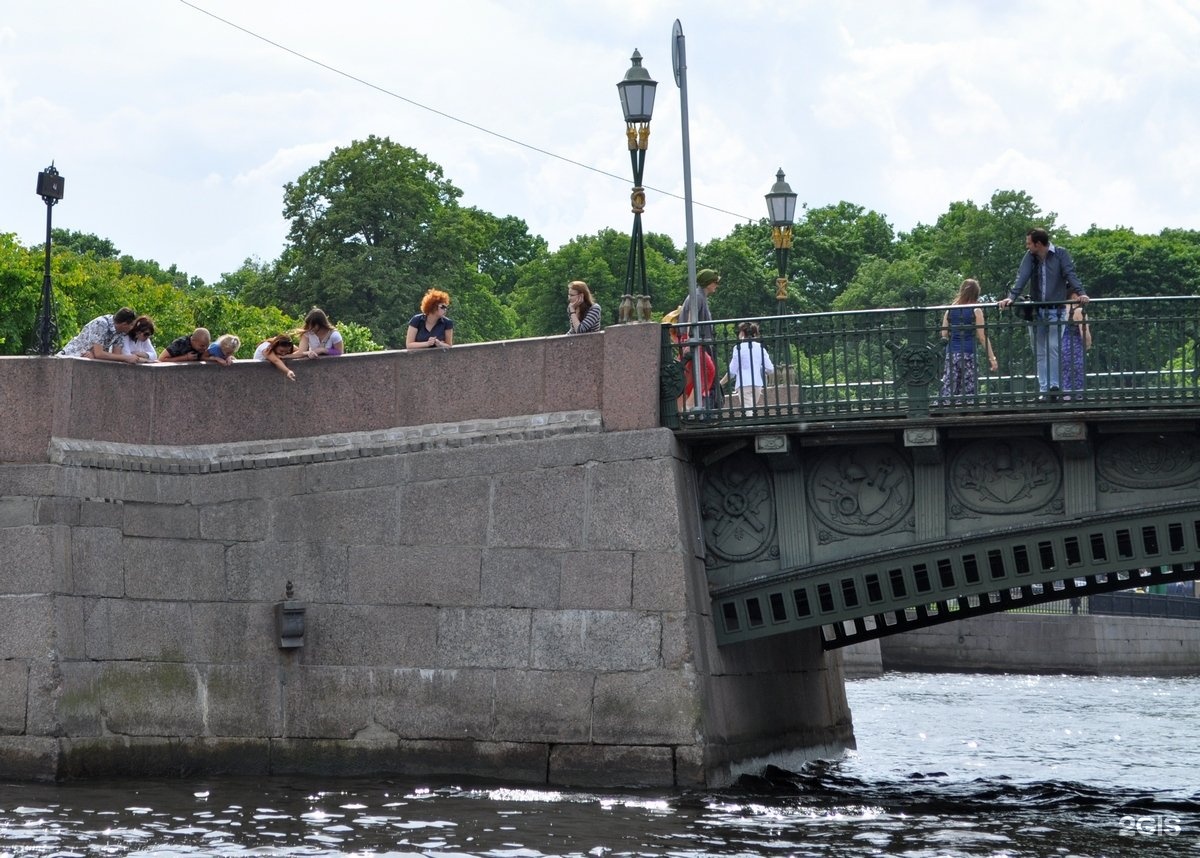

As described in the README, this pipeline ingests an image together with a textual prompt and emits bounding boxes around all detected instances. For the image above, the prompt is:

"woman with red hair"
[406,289,455,349]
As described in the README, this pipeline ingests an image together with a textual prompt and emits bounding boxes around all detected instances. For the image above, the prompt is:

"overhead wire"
[176,0,757,225]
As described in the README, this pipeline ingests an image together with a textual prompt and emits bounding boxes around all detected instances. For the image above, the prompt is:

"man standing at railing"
[998,227,1089,401]
[682,268,723,409]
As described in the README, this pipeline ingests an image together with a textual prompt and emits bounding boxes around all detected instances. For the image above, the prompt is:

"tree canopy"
[3,134,1197,358]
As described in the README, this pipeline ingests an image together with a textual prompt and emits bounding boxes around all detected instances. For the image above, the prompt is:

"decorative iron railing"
[660,296,1200,429]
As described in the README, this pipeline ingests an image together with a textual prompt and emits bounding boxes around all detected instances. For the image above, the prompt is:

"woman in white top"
[722,322,774,413]
[115,315,157,362]
[254,334,299,381]
[295,307,343,357]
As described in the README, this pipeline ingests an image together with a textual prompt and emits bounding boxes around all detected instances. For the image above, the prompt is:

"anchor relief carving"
[808,445,913,536]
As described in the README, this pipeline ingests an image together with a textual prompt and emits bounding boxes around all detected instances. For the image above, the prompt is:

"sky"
[3,0,1200,285]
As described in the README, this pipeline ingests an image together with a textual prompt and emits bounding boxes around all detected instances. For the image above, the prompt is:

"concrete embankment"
[839,612,1200,677]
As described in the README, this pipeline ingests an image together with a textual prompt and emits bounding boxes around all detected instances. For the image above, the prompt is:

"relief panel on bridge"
[699,449,778,566]
[806,445,913,542]
[948,439,1062,518]
[1096,433,1200,493]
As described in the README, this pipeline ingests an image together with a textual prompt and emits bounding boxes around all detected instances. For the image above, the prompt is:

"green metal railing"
[661,296,1200,429]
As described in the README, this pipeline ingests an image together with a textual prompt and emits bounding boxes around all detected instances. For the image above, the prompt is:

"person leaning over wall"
[295,308,344,357]
[158,328,213,363]
[115,315,158,363]
[254,334,300,381]
[207,334,241,366]
[57,307,141,362]
[406,289,454,349]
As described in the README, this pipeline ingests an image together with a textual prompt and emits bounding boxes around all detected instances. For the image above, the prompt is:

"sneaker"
[1062,394,1072,402]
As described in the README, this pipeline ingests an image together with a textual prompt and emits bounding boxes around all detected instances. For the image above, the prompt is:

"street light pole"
[34,163,65,356]
[672,20,697,325]
[616,50,657,322]
[765,168,798,375]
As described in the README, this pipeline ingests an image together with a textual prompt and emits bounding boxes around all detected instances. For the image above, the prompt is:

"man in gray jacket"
[998,228,1090,400]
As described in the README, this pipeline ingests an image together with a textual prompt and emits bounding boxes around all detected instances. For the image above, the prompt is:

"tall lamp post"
[616,50,657,322]
[765,168,798,376]
[34,163,65,356]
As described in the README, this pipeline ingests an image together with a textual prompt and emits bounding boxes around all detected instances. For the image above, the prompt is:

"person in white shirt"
[115,315,157,362]
[58,307,139,361]
[295,308,344,357]
[722,322,774,413]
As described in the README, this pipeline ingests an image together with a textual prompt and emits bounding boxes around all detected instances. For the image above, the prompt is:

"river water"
[2,672,1198,857]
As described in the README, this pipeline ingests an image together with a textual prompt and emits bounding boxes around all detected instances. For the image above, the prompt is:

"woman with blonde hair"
[207,334,241,366]
[939,278,997,403]
[406,289,454,349]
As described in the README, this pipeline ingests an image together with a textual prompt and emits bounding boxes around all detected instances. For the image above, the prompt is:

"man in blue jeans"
[998,228,1090,400]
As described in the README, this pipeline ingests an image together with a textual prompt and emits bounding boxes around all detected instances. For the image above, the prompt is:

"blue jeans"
[1030,307,1065,392]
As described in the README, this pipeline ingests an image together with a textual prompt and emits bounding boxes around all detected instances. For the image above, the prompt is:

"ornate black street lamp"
[616,50,657,322]
[34,163,65,355]
[765,168,798,314]
[766,168,798,375]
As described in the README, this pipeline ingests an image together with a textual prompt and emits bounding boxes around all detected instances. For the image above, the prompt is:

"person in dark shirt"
[158,328,213,363]
[406,290,454,349]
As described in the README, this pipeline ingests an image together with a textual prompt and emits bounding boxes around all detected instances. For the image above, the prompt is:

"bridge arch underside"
[691,421,1200,650]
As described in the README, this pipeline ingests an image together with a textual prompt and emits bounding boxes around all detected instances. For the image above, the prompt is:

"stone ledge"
[49,411,603,473]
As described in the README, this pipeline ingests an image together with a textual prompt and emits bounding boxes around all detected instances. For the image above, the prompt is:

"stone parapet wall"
[0,324,661,462]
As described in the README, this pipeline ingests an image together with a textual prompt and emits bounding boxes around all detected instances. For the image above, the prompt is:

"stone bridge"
[5,313,1195,788]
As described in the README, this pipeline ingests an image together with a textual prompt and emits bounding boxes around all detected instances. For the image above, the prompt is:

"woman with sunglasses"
[406,289,454,349]
[116,315,158,362]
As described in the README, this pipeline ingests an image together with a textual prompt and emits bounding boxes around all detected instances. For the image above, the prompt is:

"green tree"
[471,211,548,298]
[901,190,1056,299]
[791,202,896,310]
[692,223,776,320]
[834,257,959,311]
[1069,227,1200,298]
[269,135,480,347]
[0,233,40,352]
[50,229,119,259]
[508,229,680,337]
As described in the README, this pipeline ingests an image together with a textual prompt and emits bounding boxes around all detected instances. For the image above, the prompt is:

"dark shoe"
[1048,386,1061,400]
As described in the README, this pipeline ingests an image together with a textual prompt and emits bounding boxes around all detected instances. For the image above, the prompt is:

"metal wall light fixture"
[275,581,306,649]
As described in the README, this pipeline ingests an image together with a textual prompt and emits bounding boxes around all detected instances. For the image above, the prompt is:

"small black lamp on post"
[616,50,657,322]
[765,168,798,375]
[34,163,65,356]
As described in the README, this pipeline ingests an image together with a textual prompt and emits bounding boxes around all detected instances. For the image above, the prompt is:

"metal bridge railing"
[661,296,1200,429]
